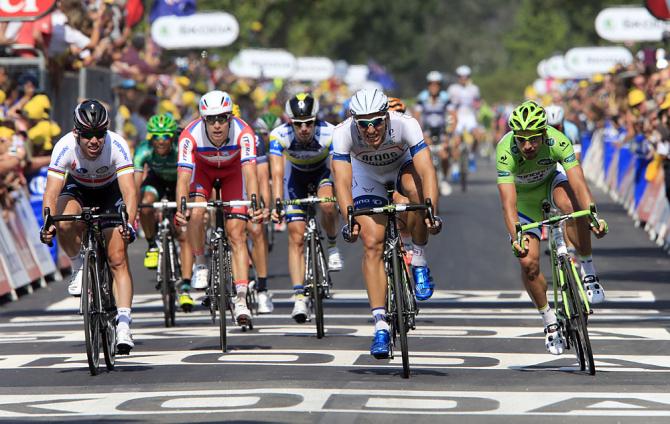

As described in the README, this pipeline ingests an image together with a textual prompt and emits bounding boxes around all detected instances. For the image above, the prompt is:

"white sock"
[372,307,389,332]
[579,255,596,278]
[411,243,427,267]
[117,308,132,331]
[401,235,413,251]
[195,254,207,266]
[235,283,248,302]
[69,254,83,271]
[538,304,557,328]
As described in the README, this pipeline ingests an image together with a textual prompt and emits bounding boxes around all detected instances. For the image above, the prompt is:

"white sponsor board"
[536,59,549,78]
[291,57,335,82]
[565,46,633,75]
[544,55,581,79]
[13,191,56,276]
[151,12,239,49]
[0,207,30,289]
[595,7,670,42]
[344,64,369,89]
[229,49,297,79]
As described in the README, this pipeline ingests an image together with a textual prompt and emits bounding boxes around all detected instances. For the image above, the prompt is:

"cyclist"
[269,93,341,323]
[414,71,452,196]
[134,114,194,311]
[545,105,581,160]
[247,112,281,314]
[41,99,138,353]
[333,88,442,359]
[447,65,482,174]
[497,100,607,355]
[174,90,263,327]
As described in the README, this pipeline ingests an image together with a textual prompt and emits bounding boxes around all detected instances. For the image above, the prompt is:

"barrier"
[582,129,670,252]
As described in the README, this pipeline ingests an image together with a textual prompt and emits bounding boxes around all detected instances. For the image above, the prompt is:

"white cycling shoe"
[440,180,452,196]
[544,323,565,355]
[291,298,309,323]
[234,301,252,326]
[116,326,134,354]
[68,268,83,297]
[191,264,209,289]
[257,291,274,314]
[583,275,605,304]
[328,246,343,271]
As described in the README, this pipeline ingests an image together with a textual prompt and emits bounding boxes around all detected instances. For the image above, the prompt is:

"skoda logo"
[76,168,88,174]
[96,166,109,174]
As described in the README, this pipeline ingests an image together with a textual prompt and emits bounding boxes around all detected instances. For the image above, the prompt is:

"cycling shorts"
[284,164,332,223]
[141,170,176,201]
[60,174,124,230]
[352,158,412,209]
[189,163,247,215]
[517,170,567,239]
[456,112,479,135]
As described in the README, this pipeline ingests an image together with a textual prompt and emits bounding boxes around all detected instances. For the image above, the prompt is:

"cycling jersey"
[269,120,334,172]
[255,134,268,165]
[133,139,178,182]
[447,82,481,134]
[561,120,579,145]
[48,130,134,187]
[415,90,449,131]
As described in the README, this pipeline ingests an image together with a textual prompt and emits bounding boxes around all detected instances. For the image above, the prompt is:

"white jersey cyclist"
[447,81,481,134]
[269,120,335,172]
[48,130,134,186]
[332,110,427,207]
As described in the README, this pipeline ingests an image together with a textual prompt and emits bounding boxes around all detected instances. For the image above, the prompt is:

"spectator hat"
[22,95,51,120]
[628,89,646,107]
[18,71,38,88]
[0,126,14,140]
[0,89,5,104]
[176,76,191,88]
[592,73,604,84]
[660,93,670,110]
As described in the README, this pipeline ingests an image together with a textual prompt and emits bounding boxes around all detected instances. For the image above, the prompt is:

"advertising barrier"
[0,207,32,289]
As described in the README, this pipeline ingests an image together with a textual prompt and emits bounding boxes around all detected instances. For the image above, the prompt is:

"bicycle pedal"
[181,304,193,313]
[201,297,211,308]
[116,344,132,355]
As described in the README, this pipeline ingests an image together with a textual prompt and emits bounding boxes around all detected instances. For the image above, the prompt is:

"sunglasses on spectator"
[204,113,231,124]
[513,133,543,144]
[150,133,173,142]
[356,116,386,129]
[292,118,315,127]
[79,129,107,139]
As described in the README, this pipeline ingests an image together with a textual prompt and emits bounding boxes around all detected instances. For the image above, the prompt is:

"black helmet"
[73,99,109,132]
[285,93,319,119]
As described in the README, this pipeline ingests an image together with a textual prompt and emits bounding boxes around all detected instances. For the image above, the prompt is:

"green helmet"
[508,100,547,132]
[147,113,178,136]
[253,112,281,133]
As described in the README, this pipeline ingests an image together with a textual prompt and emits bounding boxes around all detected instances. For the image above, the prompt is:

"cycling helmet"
[388,97,406,113]
[349,89,389,116]
[146,113,178,135]
[285,93,319,119]
[199,90,233,116]
[455,65,472,77]
[253,112,281,132]
[544,105,565,126]
[73,99,109,132]
[426,71,443,83]
[508,100,547,132]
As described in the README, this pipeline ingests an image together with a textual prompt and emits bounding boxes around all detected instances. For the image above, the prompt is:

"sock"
[257,277,268,292]
[411,242,427,267]
[117,307,132,331]
[146,237,156,249]
[579,255,596,278]
[538,304,557,328]
[401,235,413,251]
[327,234,337,248]
[195,254,207,266]
[180,278,191,292]
[372,307,389,332]
[69,254,83,271]
[234,280,248,301]
[293,284,305,299]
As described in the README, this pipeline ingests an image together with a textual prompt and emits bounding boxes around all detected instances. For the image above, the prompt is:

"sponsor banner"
[344,64,369,89]
[13,191,56,276]
[565,46,633,75]
[544,55,581,79]
[151,12,239,49]
[0,253,11,296]
[0,208,31,288]
[0,0,56,21]
[536,59,548,79]
[596,7,670,42]
[291,57,335,82]
[4,204,41,282]
[229,48,296,79]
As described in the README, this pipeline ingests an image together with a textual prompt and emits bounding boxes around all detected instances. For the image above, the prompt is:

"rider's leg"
[247,219,268,281]
[287,217,308,321]
[318,183,342,271]
[55,195,84,264]
[105,226,134,349]
[140,190,159,268]
[227,217,253,324]
[187,195,209,288]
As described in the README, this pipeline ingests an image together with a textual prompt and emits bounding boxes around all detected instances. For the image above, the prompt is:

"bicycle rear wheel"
[218,239,233,352]
[160,235,174,328]
[563,260,595,375]
[391,248,410,378]
[82,250,101,375]
[310,235,325,339]
[98,254,116,371]
[459,146,468,192]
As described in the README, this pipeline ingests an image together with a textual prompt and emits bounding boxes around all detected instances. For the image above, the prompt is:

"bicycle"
[276,191,335,339]
[138,199,183,327]
[42,205,129,375]
[348,184,436,378]
[515,202,603,375]
[183,179,257,352]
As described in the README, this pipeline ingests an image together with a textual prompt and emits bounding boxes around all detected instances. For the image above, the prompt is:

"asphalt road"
[1,159,670,423]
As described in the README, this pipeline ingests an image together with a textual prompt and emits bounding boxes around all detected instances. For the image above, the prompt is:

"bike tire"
[218,239,231,352]
[391,248,410,378]
[160,235,173,328]
[459,149,468,193]
[311,235,325,339]
[564,260,595,375]
[82,250,101,376]
[168,237,178,326]
[99,254,116,371]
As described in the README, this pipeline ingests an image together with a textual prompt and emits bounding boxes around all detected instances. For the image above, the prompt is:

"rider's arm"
[42,174,65,217]
[332,159,353,220]
[42,136,70,215]
[498,182,519,238]
[268,128,285,201]
[242,161,259,202]
[496,133,519,237]
[565,165,594,211]
[412,148,439,215]
[118,172,138,221]
[176,132,195,210]
[257,161,271,208]
[552,127,592,210]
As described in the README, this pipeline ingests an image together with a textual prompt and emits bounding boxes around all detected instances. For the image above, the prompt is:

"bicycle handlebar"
[282,196,337,206]
[347,199,435,232]
[41,205,129,247]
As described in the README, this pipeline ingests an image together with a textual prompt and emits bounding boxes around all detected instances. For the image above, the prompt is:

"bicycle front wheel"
[98,254,116,371]
[563,260,595,375]
[160,235,174,328]
[391,248,410,378]
[218,239,232,352]
[82,250,101,375]
[459,147,468,192]
[310,235,324,339]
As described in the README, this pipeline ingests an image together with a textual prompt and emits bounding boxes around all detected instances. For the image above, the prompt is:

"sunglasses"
[79,129,107,140]
[204,113,231,124]
[513,133,543,144]
[292,118,315,127]
[150,133,172,142]
[355,116,386,129]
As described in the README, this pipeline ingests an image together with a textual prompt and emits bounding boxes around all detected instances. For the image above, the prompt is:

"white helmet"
[349,89,389,116]
[455,65,471,77]
[545,105,565,126]
[426,71,443,83]
[199,90,233,116]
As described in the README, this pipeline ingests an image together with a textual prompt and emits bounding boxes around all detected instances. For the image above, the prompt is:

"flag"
[149,0,197,24]
[367,59,396,91]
